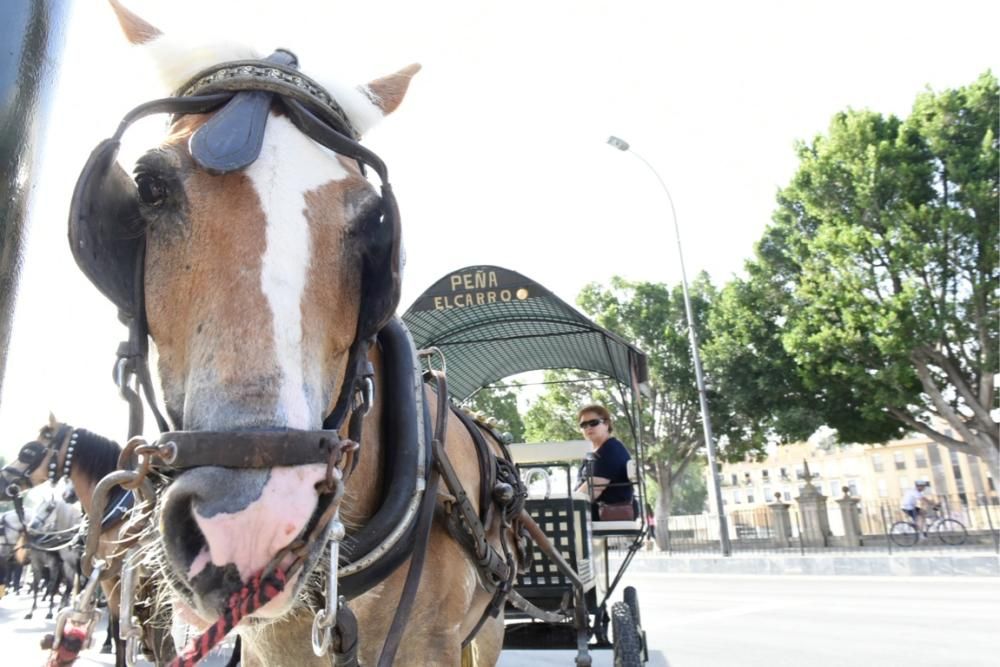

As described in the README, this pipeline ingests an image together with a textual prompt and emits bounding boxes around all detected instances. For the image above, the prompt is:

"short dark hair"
[577,404,613,434]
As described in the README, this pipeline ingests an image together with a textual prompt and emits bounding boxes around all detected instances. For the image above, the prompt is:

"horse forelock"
[137,31,389,137]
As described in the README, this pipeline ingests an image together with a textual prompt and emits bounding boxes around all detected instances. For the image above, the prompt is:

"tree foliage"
[711,71,998,467]
[464,384,526,443]
[522,276,769,548]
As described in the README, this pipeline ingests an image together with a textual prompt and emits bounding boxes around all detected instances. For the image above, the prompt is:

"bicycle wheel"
[933,518,968,546]
[889,521,919,547]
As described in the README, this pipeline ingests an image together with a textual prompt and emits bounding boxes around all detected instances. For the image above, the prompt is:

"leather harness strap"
[375,367,449,667]
[150,430,343,469]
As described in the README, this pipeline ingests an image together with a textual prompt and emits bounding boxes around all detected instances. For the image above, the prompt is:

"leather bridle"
[68,48,530,667]
[68,48,432,665]
[2,424,75,499]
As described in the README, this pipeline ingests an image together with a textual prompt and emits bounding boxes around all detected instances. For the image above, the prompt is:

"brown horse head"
[1,414,70,495]
[103,1,419,624]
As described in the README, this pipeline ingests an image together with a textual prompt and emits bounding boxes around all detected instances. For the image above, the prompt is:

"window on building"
[783,490,791,501]
[744,472,753,485]
[733,490,742,504]
[988,477,996,492]
[763,486,771,501]
[796,466,806,480]
[950,452,964,481]
[762,470,770,481]
[914,449,928,468]
[877,479,888,498]
[731,473,739,486]
[829,480,841,497]
[894,452,906,470]
[780,467,790,481]
[847,480,860,496]
[747,490,755,504]
[872,454,884,472]
[798,485,806,496]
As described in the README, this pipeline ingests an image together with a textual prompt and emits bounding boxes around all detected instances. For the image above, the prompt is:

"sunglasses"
[579,418,604,429]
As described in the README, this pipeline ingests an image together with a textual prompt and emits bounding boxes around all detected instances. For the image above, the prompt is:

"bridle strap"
[150,430,343,470]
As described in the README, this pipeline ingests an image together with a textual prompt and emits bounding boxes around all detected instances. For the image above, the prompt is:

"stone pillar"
[837,486,863,547]
[767,493,792,548]
[795,460,830,547]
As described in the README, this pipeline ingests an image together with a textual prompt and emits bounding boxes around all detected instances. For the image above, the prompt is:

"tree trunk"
[653,461,672,551]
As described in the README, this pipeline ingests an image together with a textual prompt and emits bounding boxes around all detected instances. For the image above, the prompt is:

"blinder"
[17,441,47,467]
[68,50,402,345]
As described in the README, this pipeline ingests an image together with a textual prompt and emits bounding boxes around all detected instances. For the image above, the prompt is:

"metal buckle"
[119,547,145,667]
[311,518,346,656]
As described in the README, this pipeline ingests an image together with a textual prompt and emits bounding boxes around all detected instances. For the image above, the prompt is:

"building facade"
[707,434,997,516]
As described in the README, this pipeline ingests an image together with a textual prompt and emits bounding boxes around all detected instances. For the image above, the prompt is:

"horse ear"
[48,412,58,428]
[363,64,421,117]
[108,0,163,45]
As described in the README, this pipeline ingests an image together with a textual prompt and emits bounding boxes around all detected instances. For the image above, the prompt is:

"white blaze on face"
[247,115,349,429]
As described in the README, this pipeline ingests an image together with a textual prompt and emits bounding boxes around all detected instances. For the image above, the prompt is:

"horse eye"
[136,173,168,206]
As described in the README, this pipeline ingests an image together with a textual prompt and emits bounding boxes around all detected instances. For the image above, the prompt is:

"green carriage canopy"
[401,265,648,403]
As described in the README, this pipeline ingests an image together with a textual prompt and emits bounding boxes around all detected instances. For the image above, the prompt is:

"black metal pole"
[0,0,70,404]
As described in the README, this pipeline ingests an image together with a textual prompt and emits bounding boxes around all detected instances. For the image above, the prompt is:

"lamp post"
[607,135,732,556]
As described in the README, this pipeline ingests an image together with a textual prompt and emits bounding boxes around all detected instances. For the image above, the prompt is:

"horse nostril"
[160,490,209,578]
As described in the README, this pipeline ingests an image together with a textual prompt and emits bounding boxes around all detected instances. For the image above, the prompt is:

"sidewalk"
[612,548,1000,577]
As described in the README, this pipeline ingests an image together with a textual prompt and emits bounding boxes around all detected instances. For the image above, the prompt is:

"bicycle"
[889,507,968,547]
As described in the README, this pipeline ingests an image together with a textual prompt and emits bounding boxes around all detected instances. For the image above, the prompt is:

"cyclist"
[901,480,935,535]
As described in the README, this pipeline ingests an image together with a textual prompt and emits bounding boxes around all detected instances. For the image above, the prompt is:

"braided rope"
[45,627,87,667]
[169,569,287,667]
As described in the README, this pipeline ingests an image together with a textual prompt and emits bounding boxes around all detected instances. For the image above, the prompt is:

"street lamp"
[607,135,732,556]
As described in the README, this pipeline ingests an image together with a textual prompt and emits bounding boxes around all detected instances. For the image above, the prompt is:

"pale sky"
[1,0,996,458]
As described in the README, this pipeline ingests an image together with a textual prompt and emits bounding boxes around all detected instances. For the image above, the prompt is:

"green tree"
[524,276,767,550]
[523,371,603,443]
[464,384,527,443]
[713,72,998,467]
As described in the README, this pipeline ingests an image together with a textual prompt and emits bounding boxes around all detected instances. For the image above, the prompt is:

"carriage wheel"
[623,586,642,628]
[933,518,968,546]
[888,521,918,547]
[611,601,643,666]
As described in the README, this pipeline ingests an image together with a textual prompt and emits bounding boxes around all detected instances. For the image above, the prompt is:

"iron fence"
[633,493,1000,556]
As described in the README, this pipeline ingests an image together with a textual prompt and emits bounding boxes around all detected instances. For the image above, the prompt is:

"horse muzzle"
[147,430,354,619]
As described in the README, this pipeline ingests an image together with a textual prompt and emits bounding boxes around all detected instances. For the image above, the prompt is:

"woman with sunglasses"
[573,404,635,520]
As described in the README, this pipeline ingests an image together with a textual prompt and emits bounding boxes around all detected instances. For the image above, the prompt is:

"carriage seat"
[591,458,643,537]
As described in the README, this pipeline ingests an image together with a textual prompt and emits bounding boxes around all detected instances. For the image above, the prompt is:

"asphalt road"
[636,572,999,667]
[2,572,996,666]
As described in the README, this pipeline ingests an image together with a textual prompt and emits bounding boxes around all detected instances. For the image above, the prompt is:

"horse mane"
[70,428,122,484]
